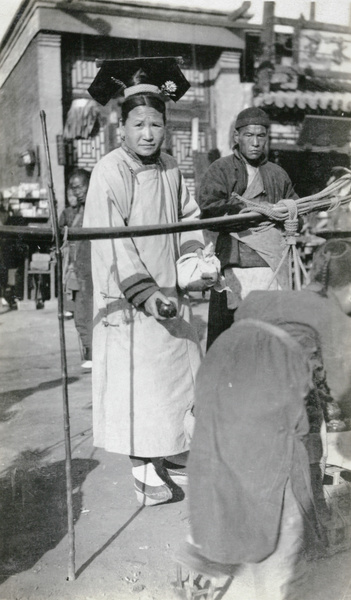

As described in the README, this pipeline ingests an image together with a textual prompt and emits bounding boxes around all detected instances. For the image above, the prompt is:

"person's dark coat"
[199,149,297,269]
[199,149,298,348]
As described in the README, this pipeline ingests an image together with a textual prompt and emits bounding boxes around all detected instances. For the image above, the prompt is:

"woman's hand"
[195,248,220,288]
[144,291,177,320]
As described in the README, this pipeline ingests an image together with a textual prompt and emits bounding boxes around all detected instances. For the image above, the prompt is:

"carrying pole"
[40,110,76,580]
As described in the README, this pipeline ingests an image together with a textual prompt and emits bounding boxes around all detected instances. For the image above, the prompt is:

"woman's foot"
[81,360,92,371]
[132,463,173,506]
[134,479,172,506]
[163,459,188,486]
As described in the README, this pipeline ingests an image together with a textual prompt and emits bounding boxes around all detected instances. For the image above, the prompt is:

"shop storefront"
[0,0,253,306]
[251,5,351,196]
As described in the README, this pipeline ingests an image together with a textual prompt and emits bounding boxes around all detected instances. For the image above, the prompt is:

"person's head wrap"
[88,57,190,105]
[310,239,351,294]
[235,107,270,130]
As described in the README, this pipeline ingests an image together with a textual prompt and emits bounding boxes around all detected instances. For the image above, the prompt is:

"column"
[210,50,245,157]
[36,33,65,214]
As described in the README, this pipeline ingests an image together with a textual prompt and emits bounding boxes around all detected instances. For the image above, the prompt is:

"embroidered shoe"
[132,462,173,506]
[163,460,188,486]
[134,479,173,506]
[81,360,92,371]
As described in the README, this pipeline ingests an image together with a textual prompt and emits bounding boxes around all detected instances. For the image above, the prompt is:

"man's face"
[234,124,268,164]
[69,175,88,204]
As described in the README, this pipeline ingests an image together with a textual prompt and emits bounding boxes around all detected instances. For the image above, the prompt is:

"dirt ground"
[1,295,351,600]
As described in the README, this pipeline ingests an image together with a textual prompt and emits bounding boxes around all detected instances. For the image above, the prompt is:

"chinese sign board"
[299,29,351,74]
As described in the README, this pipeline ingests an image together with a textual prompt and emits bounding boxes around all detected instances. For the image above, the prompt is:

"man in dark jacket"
[199,107,298,348]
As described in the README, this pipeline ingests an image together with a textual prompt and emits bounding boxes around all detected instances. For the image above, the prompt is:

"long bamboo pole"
[1,186,350,243]
[0,211,265,241]
[40,110,75,581]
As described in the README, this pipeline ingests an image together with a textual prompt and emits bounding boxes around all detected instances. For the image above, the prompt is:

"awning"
[254,91,351,113]
[297,115,351,149]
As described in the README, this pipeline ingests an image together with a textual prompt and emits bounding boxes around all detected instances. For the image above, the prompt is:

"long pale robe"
[83,147,203,457]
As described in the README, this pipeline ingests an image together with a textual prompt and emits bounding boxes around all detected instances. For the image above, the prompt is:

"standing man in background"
[199,107,298,349]
[59,184,80,319]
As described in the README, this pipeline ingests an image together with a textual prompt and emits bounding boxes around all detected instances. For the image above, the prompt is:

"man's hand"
[144,291,177,321]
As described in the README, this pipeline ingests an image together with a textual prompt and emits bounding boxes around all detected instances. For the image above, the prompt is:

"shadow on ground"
[0,448,99,583]
[0,377,79,423]
[75,506,144,578]
[191,314,207,345]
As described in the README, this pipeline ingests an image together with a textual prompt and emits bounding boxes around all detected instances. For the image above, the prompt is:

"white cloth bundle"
[177,243,221,291]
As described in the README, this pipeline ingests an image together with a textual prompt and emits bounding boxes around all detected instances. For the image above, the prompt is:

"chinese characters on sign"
[299,30,351,73]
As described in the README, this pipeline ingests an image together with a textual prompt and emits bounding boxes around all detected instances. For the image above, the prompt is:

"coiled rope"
[231,169,351,290]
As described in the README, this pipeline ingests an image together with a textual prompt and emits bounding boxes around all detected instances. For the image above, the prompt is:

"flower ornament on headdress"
[111,77,127,91]
[160,80,178,98]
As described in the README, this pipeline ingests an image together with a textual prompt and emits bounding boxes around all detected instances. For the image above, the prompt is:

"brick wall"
[0,33,65,211]
[0,38,40,190]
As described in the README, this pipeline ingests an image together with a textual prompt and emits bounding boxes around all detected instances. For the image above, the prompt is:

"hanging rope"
[262,199,309,290]
[1,172,351,243]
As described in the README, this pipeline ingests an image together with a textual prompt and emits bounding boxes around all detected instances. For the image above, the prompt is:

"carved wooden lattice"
[69,59,105,169]
[181,69,206,102]
[67,59,209,185]
[72,59,98,91]
[172,129,206,170]
[171,129,207,195]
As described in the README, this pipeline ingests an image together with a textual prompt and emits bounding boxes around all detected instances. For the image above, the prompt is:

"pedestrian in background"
[59,184,80,319]
[59,184,79,229]
[63,169,93,370]
[0,193,8,307]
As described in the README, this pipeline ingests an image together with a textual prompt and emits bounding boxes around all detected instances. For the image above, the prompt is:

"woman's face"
[121,105,165,157]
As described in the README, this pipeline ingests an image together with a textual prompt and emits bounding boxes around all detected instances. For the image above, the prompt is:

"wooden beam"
[228,1,252,22]
[310,2,316,21]
[57,1,254,30]
[273,16,351,34]
[261,2,275,63]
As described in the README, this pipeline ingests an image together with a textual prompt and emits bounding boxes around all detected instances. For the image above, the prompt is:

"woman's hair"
[121,69,166,124]
[310,239,351,294]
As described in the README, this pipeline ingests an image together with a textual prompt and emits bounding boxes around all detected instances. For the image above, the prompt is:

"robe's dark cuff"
[120,274,159,307]
[180,240,204,256]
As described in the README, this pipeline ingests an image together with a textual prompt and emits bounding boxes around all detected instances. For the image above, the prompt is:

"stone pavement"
[0,298,350,600]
